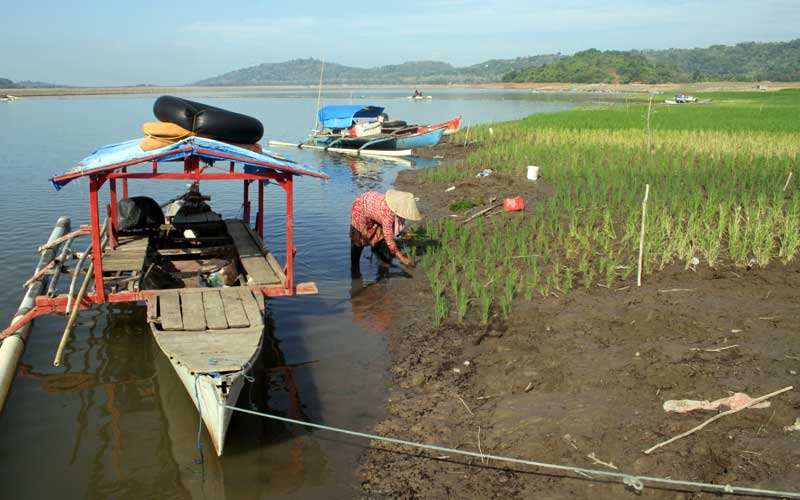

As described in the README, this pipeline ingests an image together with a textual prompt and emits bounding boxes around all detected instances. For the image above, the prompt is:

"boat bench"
[223,220,284,286]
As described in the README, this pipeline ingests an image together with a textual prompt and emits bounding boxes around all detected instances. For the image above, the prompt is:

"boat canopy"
[318,105,384,129]
[51,136,327,190]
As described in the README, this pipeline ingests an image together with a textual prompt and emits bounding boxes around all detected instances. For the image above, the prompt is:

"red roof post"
[108,178,118,250]
[285,175,294,291]
[89,176,106,304]
[121,167,129,199]
[257,180,264,240]
[243,180,250,224]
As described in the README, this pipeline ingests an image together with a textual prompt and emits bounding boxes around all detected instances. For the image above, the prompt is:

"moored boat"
[307,105,449,151]
[1,130,328,456]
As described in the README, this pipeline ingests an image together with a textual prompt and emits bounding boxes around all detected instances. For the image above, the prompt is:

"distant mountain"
[0,78,63,89]
[503,39,800,83]
[194,56,561,86]
[503,49,683,84]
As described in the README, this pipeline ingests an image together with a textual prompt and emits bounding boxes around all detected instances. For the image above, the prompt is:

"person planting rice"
[350,190,421,273]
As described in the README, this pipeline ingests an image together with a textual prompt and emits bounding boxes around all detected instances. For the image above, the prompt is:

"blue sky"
[2,0,798,86]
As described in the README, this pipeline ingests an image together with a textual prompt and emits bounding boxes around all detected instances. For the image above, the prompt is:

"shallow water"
[0,88,587,499]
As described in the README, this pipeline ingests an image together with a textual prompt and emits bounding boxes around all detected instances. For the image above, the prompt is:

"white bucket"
[527,165,540,180]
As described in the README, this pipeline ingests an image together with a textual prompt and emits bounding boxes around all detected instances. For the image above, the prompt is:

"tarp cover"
[318,105,384,129]
[51,136,326,190]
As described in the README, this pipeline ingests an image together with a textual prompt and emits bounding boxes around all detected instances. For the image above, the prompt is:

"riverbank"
[356,91,800,498]
[3,81,800,98]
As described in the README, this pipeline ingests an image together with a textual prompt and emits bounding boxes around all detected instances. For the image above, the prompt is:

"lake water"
[0,88,589,499]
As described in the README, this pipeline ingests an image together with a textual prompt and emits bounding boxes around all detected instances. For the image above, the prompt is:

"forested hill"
[643,39,800,82]
[503,49,681,84]
[0,78,62,89]
[504,40,800,83]
[193,56,560,86]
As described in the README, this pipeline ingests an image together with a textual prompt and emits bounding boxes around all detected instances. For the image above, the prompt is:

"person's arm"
[380,214,410,265]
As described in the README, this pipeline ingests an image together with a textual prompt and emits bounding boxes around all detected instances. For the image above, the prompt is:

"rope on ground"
[223,404,800,499]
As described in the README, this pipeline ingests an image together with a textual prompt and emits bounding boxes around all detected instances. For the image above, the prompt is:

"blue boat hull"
[395,127,445,148]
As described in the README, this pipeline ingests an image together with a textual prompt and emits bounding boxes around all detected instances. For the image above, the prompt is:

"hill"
[0,78,63,89]
[504,39,800,84]
[194,56,560,86]
[502,49,682,84]
[642,39,800,82]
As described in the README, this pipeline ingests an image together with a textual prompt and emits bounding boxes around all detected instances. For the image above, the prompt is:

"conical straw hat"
[385,190,421,221]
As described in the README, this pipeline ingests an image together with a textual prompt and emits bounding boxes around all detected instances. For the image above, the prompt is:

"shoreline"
[356,123,800,497]
[3,81,800,98]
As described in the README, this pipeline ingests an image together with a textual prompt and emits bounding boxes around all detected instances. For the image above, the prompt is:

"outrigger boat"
[268,105,451,156]
[0,136,328,456]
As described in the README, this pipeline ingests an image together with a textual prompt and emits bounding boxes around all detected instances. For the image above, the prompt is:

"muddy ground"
[356,146,800,499]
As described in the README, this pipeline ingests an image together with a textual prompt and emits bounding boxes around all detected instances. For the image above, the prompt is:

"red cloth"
[350,191,402,258]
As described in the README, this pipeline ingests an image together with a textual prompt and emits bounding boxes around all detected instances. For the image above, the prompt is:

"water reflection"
[0,90,592,499]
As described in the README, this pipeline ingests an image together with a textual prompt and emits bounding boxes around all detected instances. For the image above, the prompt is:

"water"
[0,88,587,499]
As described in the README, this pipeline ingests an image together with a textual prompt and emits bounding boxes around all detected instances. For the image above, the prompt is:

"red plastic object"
[503,197,525,211]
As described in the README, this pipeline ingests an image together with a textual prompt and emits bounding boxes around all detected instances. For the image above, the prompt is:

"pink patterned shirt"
[350,191,402,257]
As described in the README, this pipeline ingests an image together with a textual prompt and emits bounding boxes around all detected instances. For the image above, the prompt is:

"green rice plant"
[500,270,518,320]
[449,198,483,212]
[562,267,574,295]
[433,292,449,328]
[455,285,469,322]
[478,287,492,325]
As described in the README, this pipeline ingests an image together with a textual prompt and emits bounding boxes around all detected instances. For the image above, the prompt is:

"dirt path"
[356,154,800,499]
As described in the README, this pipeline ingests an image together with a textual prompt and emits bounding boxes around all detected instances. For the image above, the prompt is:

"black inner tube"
[153,95,264,144]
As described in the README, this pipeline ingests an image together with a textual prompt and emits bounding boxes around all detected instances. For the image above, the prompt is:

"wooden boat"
[307,105,448,151]
[267,139,412,157]
[1,135,328,456]
[417,116,462,136]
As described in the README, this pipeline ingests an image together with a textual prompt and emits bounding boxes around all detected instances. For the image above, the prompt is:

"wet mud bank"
[356,146,800,499]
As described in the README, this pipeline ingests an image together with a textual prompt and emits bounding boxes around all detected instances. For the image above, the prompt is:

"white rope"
[224,404,800,499]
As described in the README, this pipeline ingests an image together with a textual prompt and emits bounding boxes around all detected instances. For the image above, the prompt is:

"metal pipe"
[0,216,71,413]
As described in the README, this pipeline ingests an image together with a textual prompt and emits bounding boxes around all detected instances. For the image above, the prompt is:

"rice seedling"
[478,286,492,325]
[417,90,800,324]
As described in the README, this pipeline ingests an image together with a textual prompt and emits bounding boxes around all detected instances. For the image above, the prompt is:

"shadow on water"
[0,90,591,499]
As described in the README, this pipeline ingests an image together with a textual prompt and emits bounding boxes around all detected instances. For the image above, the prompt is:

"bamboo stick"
[53,263,94,367]
[637,184,650,287]
[644,386,793,455]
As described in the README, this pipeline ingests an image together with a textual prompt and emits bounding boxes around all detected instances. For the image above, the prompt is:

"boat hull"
[395,126,445,148]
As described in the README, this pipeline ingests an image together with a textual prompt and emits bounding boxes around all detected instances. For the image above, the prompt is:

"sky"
[2,0,798,86]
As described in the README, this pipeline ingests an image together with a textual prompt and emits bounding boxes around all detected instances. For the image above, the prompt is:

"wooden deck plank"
[103,236,149,273]
[237,288,264,327]
[180,292,207,331]
[203,290,229,330]
[159,292,184,331]
[220,288,250,328]
[224,220,281,285]
[152,327,262,372]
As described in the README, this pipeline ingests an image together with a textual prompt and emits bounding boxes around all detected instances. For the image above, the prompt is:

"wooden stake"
[783,171,793,192]
[646,96,653,151]
[53,263,94,366]
[637,184,650,287]
[643,386,793,455]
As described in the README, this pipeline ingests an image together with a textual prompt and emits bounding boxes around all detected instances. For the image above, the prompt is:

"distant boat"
[407,95,433,100]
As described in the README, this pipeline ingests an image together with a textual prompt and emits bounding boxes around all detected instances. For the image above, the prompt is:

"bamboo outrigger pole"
[54,219,108,367]
[0,217,71,412]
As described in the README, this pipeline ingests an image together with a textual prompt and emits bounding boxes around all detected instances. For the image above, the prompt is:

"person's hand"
[399,254,412,266]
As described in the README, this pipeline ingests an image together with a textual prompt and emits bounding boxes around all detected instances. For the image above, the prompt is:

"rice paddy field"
[416,90,800,326]
[359,89,800,499]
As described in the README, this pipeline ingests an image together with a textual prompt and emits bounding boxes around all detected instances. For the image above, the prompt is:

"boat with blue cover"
[310,105,448,151]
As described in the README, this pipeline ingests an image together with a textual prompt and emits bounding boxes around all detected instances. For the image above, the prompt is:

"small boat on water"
[310,105,449,151]
[1,114,328,455]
